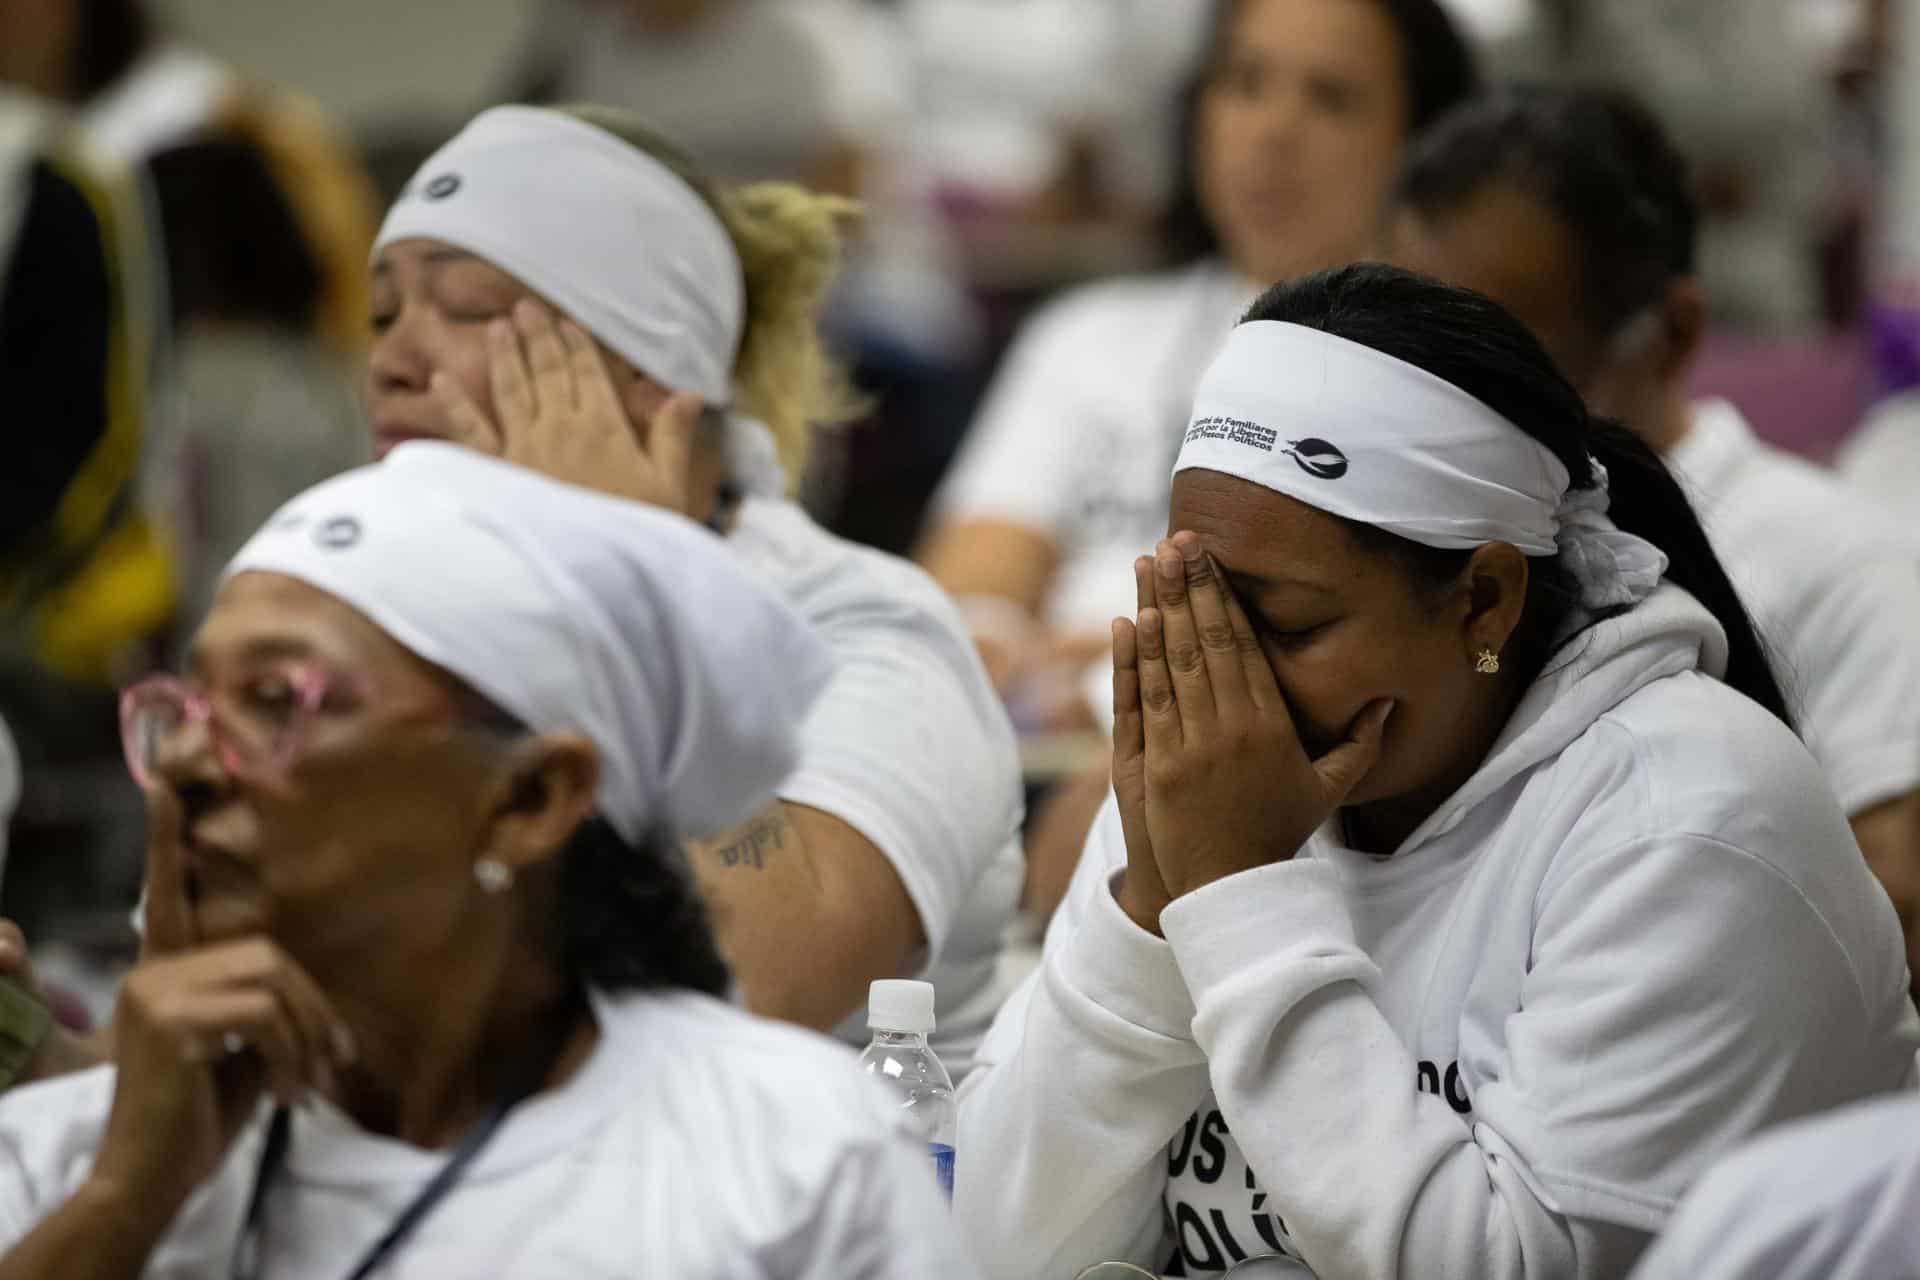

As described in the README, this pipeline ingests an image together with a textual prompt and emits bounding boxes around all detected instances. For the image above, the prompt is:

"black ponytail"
[559,816,730,996]
[1241,263,1792,728]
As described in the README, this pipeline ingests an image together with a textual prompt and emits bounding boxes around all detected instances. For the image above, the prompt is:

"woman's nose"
[366,312,431,396]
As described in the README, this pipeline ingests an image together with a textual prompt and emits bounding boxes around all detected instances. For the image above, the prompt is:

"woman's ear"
[1459,541,1530,665]
[478,733,601,877]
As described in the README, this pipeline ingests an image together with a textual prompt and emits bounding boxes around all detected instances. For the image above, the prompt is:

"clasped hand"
[1111,532,1392,931]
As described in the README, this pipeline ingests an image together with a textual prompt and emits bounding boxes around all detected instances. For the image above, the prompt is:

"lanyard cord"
[229,998,583,1280]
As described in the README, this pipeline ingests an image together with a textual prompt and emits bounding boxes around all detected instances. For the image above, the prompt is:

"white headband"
[374,107,787,497]
[227,443,834,842]
[1176,322,1666,613]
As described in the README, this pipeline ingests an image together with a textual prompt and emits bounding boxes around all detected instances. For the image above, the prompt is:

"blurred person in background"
[0,445,975,1279]
[917,0,1476,924]
[0,0,378,638]
[1386,86,1920,989]
[1499,0,1832,332]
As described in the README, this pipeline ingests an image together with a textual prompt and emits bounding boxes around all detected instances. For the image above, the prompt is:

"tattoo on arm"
[702,809,790,871]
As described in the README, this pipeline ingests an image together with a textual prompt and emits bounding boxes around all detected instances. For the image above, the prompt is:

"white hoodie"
[953,586,1919,1280]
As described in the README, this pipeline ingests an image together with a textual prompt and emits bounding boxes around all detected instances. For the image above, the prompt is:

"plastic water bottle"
[860,979,956,1199]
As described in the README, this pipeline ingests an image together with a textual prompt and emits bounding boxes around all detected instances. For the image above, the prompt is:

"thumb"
[1311,699,1394,804]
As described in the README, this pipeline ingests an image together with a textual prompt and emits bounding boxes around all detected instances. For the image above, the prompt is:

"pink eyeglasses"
[118,664,358,788]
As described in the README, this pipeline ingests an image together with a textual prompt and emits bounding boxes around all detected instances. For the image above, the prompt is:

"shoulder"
[1709,434,1915,589]
[731,498,979,655]
[1643,1093,1920,1280]
[0,1066,118,1225]
[596,990,896,1147]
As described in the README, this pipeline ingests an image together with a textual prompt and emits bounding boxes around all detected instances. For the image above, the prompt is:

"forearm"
[687,803,923,1031]
[955,873,1209,1277]
[0,1175,173,1280]
[1164,862,1591,1279]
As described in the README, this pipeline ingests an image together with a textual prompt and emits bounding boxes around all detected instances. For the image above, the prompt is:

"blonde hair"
[558,105,861,486]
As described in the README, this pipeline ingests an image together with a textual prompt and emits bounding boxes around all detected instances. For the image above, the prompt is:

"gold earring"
[1473,648,1501,676]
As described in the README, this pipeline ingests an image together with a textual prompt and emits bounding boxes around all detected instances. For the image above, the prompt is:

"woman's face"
[365,237,669,460]
[158,571,512,967]
[1168,468,1494,812]
[1196,0,1412,286]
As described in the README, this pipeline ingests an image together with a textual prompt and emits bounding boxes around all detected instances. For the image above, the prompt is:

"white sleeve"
[775,603,1020,961]
[779,1132,984,1280]
[1157,832,1908,1279]
[953,799,1210,1278]
[1630,1096,1920,1280]
[930,295,1110,538]
[1789,556,1920,816]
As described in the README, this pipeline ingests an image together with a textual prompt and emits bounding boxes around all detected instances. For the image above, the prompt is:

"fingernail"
[333,1025,358,1064]
[1175,534,1202,563]
[1156,550,1181,580]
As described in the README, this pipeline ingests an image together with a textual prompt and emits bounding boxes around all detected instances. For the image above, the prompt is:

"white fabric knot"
[1552,460,1669,613]
[723,413,788,498]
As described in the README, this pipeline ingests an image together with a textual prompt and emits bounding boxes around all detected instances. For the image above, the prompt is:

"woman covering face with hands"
[362,105,1024,1074]
[952,265,1919,1280]
[0,445,974,1279]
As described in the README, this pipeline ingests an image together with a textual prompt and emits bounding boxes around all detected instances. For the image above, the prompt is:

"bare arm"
[0,1176,173,1280]
[1851,789,1920,992]
[687,802,925,1032]
[917,518,1060,620]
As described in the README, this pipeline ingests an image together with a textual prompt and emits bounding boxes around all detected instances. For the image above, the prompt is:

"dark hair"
[1240,263,1791,726]
[1391,85,1697,343]
[68,0,150,101]
[560,816,730,996]
[1164,0,1480,263]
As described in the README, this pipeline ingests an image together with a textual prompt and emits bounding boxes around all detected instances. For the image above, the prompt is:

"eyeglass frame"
[117,664,358,789]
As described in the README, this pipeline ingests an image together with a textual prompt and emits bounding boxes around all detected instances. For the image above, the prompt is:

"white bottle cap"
[867,979,936,1034]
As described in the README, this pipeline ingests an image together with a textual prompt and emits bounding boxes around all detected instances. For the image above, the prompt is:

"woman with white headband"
[953,264,1920,1279]
[359,105,1023,1073]
[0,445,973,1277]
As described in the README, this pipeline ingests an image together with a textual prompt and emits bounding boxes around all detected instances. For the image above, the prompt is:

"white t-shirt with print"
[1670,398,1920,816]
[0,989,976,1279]
[730,497,1025,1077]
[933,261,1254,637]
[1629,1092,1920,1280]
[954,585,1919,1279]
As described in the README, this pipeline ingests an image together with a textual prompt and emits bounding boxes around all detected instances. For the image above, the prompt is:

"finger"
[1312,699,1395,806]
[0,919,27,979]
[488,317,536,439]
[647,392,704,500]
[1152,539,1214,728]
[140,783,194,955]
[514,300,573,414]
[1209,553,1284,713]
[237,940,356,1075]
[1111,617,1144,774]
[1170,533,1249,709]
[1134,606,1182,747]
[1134,554,1154,617]
[559,321,630,435]
[429,371,504,453]
[171,990,309,1104]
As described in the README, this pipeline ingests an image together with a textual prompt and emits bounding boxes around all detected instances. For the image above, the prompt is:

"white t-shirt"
[731,497,1025,1076]
[1670,398,1920,816]
[1836,389,1920,533]
[1629,1091,1920,1280]
[0,988,976,1278]
[954,585,1920,1279]
[933,261,1254,636]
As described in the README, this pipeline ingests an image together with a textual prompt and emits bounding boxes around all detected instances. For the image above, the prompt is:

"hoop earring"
[474,859,515,894]
[1473,648,1501,676]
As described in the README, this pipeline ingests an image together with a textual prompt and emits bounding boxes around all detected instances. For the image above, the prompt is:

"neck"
[1638,386,1697,458]
[313,935,596,1149]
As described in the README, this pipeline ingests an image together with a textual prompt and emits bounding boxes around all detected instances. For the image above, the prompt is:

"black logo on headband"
[315,516,363,550]
[424,173,462,201]
[1283,438,1348,480]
